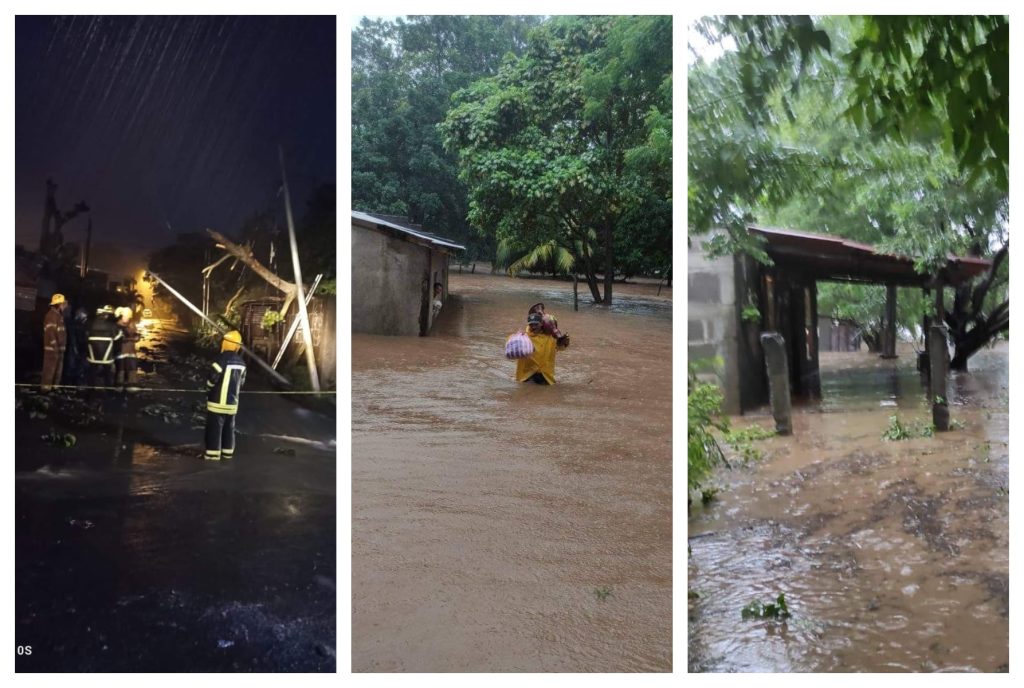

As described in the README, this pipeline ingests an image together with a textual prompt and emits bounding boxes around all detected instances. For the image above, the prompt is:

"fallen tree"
[206,228,301,316]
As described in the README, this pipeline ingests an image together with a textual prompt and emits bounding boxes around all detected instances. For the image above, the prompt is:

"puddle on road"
[352,273,672,672]
[689,346,1009,672]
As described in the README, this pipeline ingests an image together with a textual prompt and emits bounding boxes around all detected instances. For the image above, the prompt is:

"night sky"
[15,16,336,271]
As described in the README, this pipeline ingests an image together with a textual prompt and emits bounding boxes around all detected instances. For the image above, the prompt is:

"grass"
[722,424,776,463]
[882,415,934,441]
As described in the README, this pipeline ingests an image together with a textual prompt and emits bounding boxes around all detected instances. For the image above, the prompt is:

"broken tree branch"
[201,252,231,277]
[206,228,298,301]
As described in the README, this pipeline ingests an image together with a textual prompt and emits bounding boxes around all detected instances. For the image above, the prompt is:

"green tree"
[442,16,672,304]
[352,15,538,252]
[689,15,1008,369]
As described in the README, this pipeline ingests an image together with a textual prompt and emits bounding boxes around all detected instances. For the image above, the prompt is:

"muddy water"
[352,273,672,672]
[688,345,1009,672]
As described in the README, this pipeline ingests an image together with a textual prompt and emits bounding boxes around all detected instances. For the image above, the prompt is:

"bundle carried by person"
[505,331,535,360]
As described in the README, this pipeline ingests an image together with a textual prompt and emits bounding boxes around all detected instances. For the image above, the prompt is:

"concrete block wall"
[351,224,426,336]
[688,235,743,415]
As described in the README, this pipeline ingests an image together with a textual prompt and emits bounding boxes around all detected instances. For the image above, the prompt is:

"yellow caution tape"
[14,383,336,395]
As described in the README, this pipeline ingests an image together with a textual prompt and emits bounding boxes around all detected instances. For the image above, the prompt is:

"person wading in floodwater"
[515,311,570,385]
[527,302,567,342]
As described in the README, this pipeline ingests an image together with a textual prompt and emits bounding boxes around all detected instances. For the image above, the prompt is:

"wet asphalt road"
[15,322,336,672]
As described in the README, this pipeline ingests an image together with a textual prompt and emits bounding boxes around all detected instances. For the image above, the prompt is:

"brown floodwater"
[688,344,1009,672]
[352,272,673,672]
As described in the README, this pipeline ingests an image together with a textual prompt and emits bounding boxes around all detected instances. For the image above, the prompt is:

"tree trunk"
[578,242,603,304]
[602,217,614,306]
[949,306,1008,371]
[207,228,299,314]
[862,331,883,353]
[943,243,1009,370]
[584,270,602,303]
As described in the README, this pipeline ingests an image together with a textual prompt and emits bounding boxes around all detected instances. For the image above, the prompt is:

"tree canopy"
[352,15,539,264]
[353,16,672,305]
[689,15,1008,368]
[440,15,672,303]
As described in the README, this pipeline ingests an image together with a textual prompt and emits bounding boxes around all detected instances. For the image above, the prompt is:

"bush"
[688,361,730,494]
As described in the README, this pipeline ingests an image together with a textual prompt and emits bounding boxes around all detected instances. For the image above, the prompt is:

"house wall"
[351,222,450,336]
[688,235,768,415]
[688,235,743,415]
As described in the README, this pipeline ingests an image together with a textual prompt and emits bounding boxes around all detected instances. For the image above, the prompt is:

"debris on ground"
[741,593,791,620]
[143,404,183,424]
[41,431,77,447]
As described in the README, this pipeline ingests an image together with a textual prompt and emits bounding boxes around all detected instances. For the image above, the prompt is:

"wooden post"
[930,282,949,431]
[920,287,931,373]
[573,274,579,312]
[761,332,792,435]
[881,283,898,358]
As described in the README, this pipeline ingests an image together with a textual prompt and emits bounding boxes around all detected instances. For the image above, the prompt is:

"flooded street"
[688,344,1009,672]
[352,272,673,672]
[15,319,336,671]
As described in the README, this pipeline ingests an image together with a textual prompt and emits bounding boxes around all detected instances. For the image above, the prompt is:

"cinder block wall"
[688,235,742,415]
[351,224,425,336]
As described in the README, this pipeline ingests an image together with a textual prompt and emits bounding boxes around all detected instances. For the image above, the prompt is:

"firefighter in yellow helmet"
[41,293,68,391]
[204,330,247,460]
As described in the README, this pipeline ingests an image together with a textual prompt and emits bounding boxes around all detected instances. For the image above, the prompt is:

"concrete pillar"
[760,332,792,436]
[881,283,898,358]
[929,324,950,431]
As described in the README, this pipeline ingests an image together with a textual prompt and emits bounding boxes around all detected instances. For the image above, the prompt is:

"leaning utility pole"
[147,271,290,386]
[279,146,320,392]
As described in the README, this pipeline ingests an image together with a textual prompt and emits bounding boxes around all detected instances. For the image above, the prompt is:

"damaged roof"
[748,225,992,287]
[352,210,465,252]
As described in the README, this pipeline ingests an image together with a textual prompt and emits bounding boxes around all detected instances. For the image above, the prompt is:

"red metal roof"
[748,225,991,286]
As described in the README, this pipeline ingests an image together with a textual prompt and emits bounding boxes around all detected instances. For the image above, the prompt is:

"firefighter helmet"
[221,330,243,352]
[115,306,133,321]
[97,304,114,315]
[50,293,66,306]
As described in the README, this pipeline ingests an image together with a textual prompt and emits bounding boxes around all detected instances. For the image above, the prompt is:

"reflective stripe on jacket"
[116,322,139,360]
[43,308,66,353]
[206,351,246,415]
[87,316,122,365]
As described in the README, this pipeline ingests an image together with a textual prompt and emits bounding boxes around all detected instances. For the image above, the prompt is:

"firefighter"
[114,306,140,385]
[41,293,68,391]
[204,330,247,461]
[64,307,90,385]
[87,305,121,390]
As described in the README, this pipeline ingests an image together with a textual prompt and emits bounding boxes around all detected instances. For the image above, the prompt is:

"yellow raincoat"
[515,329,559,384]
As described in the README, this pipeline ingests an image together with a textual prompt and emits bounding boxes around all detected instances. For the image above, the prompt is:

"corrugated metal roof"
[352,210,465,252]
[748,225,991,286]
